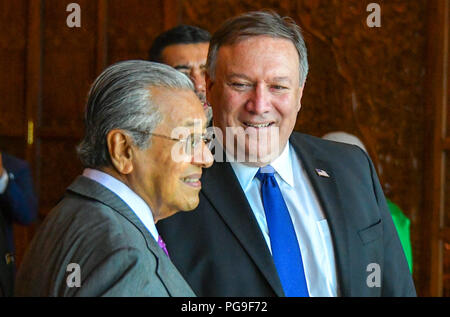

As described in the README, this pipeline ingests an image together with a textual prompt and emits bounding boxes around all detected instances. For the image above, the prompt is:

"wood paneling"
[38,139,83,212]
[0,1,27,137]
[41,0,97,133]
[444,240,450,296]
[107,0,164,64]
[181,0,293,32]
[422,0,449,296]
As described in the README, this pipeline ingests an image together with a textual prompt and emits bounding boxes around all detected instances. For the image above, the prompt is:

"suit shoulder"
[290,132,373,180]
[291,132,368,159]
[41,193,143,251]
[2,153,30,174]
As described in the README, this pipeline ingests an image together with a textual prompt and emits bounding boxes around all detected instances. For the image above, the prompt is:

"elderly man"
[15,60,213,296]
[149,25,212,122]
[157,11,416,297]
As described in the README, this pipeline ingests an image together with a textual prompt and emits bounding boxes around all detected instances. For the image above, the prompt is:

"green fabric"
[386,199,413,273]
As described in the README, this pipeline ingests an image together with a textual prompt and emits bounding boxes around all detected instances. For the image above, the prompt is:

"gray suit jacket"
[15,176,195,297]
[157,132,416,296]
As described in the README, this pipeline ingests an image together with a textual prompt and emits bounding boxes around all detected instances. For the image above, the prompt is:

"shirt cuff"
[0,168,9,194]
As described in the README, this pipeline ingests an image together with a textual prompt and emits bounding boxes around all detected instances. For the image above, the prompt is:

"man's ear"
[296,80,306,113]
[205,72,214,104]
[106,129,134,175]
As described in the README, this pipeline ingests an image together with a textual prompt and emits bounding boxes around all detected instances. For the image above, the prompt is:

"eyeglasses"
[149,132,214,153]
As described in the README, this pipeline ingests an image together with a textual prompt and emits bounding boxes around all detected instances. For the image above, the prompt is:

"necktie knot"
[256,165,275,182]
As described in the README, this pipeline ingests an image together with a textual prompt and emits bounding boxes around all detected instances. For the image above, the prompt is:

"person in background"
[15,60,213,296]
[322,131,413,273]
[0,151,38,296]
[149,24,212,125]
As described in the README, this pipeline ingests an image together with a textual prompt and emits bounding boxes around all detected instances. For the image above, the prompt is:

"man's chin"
[205,106,213,123]
[232,146,280,165]
[180,197,200,212]
[197,93,206,104]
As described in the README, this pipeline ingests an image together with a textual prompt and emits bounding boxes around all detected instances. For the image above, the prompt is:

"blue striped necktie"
[256,165,309,297]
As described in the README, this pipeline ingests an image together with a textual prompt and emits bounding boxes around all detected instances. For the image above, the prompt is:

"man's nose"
[246,84,271,114]
[192,141,214,168]
[190,69,206,93]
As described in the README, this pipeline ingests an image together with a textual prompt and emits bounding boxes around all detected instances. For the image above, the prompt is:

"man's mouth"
[181,174,202,188]
[243,121,275,128]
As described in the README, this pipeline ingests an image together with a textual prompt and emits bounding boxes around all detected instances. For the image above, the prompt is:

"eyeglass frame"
[148,132,214,153]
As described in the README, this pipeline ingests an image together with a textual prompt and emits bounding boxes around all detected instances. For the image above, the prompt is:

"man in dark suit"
[157,11,416,297]
[15,60,213,296]
[0,152,38,296]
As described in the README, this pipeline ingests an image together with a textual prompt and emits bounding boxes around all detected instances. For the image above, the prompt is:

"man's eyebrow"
[227,73,292,84]
[272,76,292,83]
[227,73,252,81]
[174,65,191,70]
[184,120,207,130]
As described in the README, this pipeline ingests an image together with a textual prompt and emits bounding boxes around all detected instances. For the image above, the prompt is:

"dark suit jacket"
[0,153,37,297]
[0,153,37,249]
[157,132,416,297]
[15,176,195,297]
[0,208,13,297]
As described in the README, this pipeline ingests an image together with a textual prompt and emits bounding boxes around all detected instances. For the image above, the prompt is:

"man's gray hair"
[77,60,194,168]
[206,10,309,86]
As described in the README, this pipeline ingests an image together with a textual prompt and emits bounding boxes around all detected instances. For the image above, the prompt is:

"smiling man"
[15,60,213,296]
[157,11,416,297]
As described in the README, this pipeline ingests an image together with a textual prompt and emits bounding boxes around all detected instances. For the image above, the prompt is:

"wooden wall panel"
[0,137,25,159]
[293,0,427,286]
[422,0,449,296]
[40,0,97,135]
[0,1,27,137]
[446,159,450,228]
[444,158,450,295]
[107,0,164,64]
[38,139,83,211]
[181,0,293,32]
[444,241,450,296]
[37,0,99,217]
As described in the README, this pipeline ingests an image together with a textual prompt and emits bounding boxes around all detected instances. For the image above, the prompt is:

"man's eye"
[230,82,251,90]
[271,85,288,90]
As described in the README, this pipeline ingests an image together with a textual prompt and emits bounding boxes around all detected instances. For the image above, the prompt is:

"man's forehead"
[149,87,205,125]
[161,42,209,65]
[214,36,300,77]
[217,37,296,62]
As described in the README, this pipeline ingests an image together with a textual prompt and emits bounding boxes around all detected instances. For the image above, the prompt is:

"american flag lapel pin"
[315,168,330,178]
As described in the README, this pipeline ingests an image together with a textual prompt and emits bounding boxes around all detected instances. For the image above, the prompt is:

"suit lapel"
[202,161,285,296]
[67,176,183,296]
[289,134,351,296]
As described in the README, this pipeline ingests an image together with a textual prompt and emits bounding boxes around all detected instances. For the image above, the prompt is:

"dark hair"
[207,11,308,85]
[149,25,211,62]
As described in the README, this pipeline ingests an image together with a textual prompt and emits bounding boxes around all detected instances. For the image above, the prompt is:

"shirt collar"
[229,142,295,191]
[82,168,159,242]
[270,143,294,187]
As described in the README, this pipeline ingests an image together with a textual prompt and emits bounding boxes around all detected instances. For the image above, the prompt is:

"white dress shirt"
[229,143,339,296]
[82,168,159,243]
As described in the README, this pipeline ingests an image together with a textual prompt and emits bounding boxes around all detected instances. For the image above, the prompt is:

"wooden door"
[422,0,450,297]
